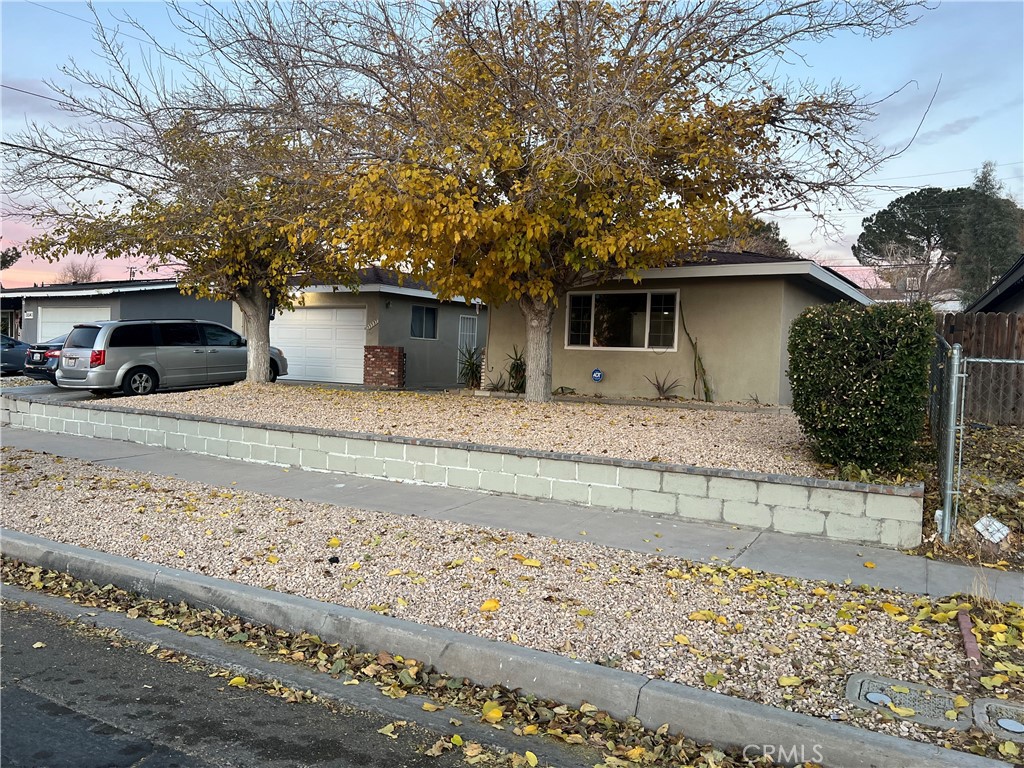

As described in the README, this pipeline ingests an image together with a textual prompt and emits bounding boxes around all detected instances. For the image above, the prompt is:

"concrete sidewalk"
[3,426,1021,602]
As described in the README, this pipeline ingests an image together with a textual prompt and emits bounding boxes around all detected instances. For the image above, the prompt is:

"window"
[201,323,242,347]
[566,291,677,349]
[65,326,101,349]
[109,324,156,347]
[411,306,438,339]
[158,322,202,346]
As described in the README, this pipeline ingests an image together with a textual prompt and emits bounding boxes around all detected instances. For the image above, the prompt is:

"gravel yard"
[3,445,1002,753]
[115,383,827,478]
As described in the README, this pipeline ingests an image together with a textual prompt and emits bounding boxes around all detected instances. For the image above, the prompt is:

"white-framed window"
[411,305,438,339]
[566,290,678,350]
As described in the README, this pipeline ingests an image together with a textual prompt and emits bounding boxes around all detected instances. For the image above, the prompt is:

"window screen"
[411,306,438,339]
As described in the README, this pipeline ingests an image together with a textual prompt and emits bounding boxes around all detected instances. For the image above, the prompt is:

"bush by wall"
[788,301,934,471]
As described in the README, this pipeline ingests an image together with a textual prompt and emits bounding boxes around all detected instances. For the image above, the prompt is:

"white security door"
[270,307,366,382]
[37,306,112,342]
[456,315,478,378]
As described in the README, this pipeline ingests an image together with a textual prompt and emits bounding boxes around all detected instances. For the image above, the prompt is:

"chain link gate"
[932,337,1024,544]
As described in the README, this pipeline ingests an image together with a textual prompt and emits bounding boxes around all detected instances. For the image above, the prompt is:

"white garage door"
[37,306,112,343]
[271,307,366,383]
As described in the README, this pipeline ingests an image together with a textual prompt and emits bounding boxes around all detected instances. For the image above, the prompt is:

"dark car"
[23,334,68,385]
[1,334,31,375]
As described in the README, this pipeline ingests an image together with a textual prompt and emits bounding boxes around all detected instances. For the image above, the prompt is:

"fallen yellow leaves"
[887,702,915,718]
[863,561,876,569]
[228,676,246,687]
[480,599,500,612]
[481,700,504,723]
[327,537,341,548]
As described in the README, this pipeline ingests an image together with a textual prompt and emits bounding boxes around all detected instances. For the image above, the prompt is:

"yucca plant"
[458,345,482,389]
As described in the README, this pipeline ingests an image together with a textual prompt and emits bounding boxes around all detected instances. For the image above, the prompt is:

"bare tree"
[2,4,359,382]
[55,259,102,284]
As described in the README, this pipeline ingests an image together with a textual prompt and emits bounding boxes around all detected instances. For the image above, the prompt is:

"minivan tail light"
[90,350,105,367]
[44,349,60,359]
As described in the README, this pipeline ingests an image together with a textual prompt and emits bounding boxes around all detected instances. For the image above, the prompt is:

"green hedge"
[787,301,934,471]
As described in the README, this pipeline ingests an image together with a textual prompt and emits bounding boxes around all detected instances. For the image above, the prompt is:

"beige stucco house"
[483,252,870,405]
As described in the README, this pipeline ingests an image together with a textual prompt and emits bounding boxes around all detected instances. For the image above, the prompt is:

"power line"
[2,84,68,106]
[0,140,172,182]
[24,0,160,48]
[869,162,1024,183]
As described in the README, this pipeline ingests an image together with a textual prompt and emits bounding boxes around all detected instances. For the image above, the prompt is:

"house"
[261,267,487,389]
[3,279,232,342]
[965,253,1024,313]
[2,270,487,389]
[483,252,870,405]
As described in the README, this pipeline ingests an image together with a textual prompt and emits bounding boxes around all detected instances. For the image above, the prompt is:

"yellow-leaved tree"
[219,0,925,401]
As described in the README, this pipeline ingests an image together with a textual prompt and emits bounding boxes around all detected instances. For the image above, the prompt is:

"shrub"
[787,301,934,471]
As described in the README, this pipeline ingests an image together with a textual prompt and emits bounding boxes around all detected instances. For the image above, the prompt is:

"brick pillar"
[363,346,405,388]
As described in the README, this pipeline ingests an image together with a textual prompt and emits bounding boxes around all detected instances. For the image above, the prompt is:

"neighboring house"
[1,290,20,337]
[484,252,870,405]
[3,270,487,389]
[258,267,488,389]
[965,254,1024,314]
[2,279,231,343]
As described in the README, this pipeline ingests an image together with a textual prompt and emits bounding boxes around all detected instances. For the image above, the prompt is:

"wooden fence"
[937,312,1023,426]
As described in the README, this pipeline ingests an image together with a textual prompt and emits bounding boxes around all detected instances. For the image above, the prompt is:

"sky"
[1,0,1023,288]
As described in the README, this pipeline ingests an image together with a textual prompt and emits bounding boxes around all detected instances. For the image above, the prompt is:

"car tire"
[121,367,158,396]
[269,361,279,383]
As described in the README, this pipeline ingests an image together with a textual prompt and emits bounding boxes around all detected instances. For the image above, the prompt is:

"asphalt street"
[1,602,470,768]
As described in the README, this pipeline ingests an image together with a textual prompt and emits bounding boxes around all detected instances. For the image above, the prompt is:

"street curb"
[0,529,999,768]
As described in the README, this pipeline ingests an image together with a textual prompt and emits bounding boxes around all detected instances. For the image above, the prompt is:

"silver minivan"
[57,319,288,395]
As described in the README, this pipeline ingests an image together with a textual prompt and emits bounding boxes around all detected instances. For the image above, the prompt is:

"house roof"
[633,250,871,305]
[2,254,868,306]
[1,278,180,299]
[965,254,1024,312]
[1,268,442,301]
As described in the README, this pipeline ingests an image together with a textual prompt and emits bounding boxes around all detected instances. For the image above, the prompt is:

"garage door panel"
[270,307,366,383]
[38,307,112,343]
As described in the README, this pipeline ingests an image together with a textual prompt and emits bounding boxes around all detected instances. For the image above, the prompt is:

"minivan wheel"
[122,367,158,396]
[269,361,279,383]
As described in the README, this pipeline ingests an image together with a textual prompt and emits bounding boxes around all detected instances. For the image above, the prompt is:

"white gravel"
[2,446,976,748]
[118,383,826,477]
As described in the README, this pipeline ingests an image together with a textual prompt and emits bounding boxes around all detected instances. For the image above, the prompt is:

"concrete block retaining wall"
[1,393,923,548]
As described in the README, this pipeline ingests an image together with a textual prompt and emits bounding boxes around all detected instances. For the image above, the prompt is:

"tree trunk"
[518,295,555,403]
[235,287,272,383]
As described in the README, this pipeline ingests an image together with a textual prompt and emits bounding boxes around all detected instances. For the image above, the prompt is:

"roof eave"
[634,261,872,305]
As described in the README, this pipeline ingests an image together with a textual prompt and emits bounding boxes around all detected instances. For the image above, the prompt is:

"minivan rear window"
[65,326,101,349]
[109,324,156,347]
